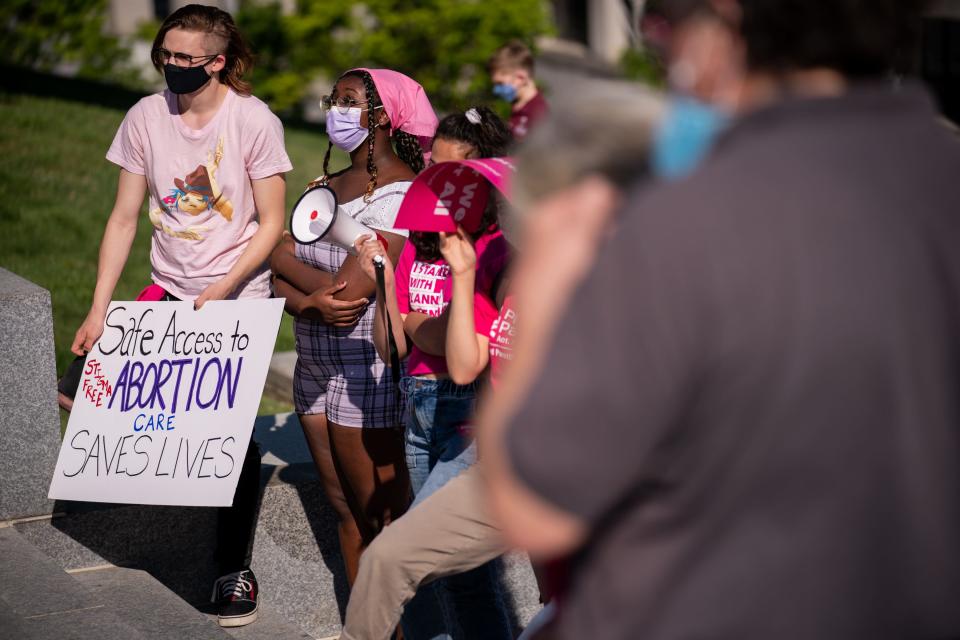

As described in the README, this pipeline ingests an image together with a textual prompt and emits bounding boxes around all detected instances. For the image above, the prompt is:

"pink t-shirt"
[394,231,509,376]
[106,89,293,300]
[475,293,515,389]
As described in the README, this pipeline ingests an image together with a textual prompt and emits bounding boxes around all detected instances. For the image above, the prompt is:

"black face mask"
[163,63,212,95]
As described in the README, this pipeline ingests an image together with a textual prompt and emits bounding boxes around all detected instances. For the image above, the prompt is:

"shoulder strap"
[374,260,403,396]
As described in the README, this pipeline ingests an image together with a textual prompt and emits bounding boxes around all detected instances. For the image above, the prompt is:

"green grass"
[0,90,347,416]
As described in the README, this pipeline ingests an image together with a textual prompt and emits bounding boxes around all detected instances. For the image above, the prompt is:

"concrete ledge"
[264,351,296,405]
[16,412,542,638]
[0,268,61,520]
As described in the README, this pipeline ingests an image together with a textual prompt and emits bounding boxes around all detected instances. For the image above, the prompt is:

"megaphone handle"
[374,259,402,396]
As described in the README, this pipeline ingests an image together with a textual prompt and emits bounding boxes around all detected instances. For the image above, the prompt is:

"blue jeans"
[403,376,478,499]
[399,377,512,640]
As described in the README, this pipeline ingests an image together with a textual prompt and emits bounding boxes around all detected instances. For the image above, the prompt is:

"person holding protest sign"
[352,108,513,639]
[343,81,664,640]
[269,68,436,588]
[68,4,291,627]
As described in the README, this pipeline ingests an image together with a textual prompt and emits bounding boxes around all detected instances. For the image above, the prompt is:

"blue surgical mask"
[651,96,728,180]
[492,83,518,104]
[326,107,369,152]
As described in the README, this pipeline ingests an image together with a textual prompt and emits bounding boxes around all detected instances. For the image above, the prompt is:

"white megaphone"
[290,185,377,254]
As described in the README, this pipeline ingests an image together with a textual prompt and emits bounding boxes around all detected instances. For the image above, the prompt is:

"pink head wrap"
[351,68,438,151]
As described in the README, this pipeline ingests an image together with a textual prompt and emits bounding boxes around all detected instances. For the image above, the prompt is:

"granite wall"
[0,268,61,520]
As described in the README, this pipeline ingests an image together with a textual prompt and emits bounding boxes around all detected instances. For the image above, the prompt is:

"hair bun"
[465,108,482,125]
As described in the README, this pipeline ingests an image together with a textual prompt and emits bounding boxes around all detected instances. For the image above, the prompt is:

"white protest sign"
[48,299,284,507]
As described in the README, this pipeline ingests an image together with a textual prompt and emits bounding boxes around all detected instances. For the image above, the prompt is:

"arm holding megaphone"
[270,234,371,326]
[281,183,407,325]
[355,235,410,364]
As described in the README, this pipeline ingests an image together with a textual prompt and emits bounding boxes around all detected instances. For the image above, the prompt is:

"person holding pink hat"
[353,108,514,640]
[269,68,435,589]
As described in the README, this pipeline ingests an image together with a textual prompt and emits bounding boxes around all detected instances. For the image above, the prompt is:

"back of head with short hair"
[738,0,930,76]
[644,0,930,77]
[488,39,536,75]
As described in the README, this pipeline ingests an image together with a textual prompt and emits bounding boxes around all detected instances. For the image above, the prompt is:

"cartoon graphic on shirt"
[148,136,234,241]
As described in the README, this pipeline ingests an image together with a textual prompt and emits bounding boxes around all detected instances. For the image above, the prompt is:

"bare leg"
[300,414,410,585]
[300,413,365,585]
[328,423,411,544]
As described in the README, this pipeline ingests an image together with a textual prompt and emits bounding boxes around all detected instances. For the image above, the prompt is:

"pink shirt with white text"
[394,231,508,376]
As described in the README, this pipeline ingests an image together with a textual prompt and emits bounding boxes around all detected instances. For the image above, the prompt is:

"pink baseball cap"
[394,157,514,233]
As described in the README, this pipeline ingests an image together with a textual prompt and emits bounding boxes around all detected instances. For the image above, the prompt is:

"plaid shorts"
[294,307,404,427]
[292,242,403,428]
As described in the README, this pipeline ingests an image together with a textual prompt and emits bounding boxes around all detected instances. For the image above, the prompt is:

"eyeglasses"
[154,47,220,66]
[321,95,382,115]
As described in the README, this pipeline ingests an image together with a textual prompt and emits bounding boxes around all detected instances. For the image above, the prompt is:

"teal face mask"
[651,96,729,180]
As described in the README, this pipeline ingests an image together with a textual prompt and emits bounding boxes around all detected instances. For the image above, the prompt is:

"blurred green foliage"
[619,46,666,87]
[236,0,554,115]
[0,0,137,83]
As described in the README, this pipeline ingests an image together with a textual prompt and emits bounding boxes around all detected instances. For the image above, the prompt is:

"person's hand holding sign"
[194,276,238,310]
[72,309,106,356]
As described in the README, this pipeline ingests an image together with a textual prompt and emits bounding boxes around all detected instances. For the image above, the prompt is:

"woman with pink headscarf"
[269,68,436,585]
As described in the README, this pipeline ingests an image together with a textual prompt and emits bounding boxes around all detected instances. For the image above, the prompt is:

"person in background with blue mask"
[488,40,550,142]
[269,68,437,596]
[643,0,743,179]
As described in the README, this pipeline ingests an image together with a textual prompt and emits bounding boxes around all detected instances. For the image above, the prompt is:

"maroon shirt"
[509,91,549,142]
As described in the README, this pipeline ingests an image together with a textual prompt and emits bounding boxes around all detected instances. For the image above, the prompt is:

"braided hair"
[410,106,512,262]
[320,70,426,202]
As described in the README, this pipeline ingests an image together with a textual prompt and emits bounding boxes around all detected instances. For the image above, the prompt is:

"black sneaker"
[211,568,259,627]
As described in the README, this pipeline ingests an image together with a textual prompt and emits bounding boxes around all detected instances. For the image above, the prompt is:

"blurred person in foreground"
[480,1,960,638]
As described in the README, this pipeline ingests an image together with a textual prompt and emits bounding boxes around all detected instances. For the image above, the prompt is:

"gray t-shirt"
[507,82,960,640]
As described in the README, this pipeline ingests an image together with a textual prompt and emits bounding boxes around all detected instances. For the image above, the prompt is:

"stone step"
[73,566,234,640]
[17,412,543,639]
[205,603,316,640]
[0,525,146,639]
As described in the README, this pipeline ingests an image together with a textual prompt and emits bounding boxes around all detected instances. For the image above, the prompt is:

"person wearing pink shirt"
[69,4,291,627]
[356,107,513,640]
